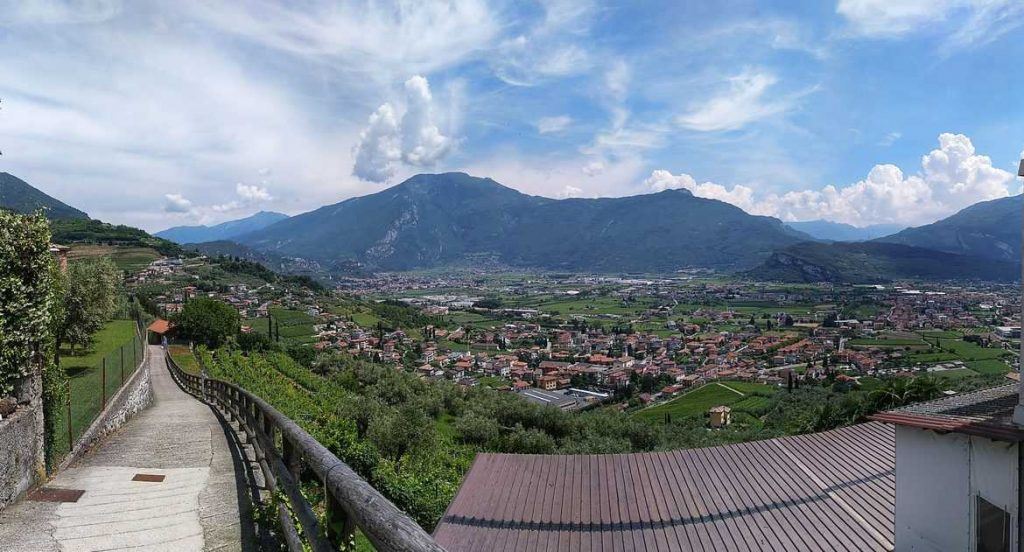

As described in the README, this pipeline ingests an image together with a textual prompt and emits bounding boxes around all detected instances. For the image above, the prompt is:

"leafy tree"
[56,257,120,354]
[368,404,435,468]
[175,297,240,348]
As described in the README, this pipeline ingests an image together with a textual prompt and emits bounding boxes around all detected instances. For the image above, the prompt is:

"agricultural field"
[244,307,317,344]
[633,381,774,422]
[68,244,161,272]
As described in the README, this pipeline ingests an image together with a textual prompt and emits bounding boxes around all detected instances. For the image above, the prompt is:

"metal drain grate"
[28,488,85,503]
[132,473,165,482]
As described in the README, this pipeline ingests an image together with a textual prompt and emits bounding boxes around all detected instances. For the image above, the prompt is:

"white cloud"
[236,182,272,202]
[183,1,501,81]
[163,193,192,213]
[491,0,595,86]
[582,160,605,176]
[557,185,583,199]
[352,76,453,182]
[352,104,402,183]
[837,0,1024,50]
[878,131,902,146]
[603,59,630,102]
[400,76,453,167]
[677,69,798,132]
[536,115,572,134]
[645,133,1016,226]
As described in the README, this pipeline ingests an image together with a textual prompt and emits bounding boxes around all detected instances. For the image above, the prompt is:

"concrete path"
[0,345,265,551]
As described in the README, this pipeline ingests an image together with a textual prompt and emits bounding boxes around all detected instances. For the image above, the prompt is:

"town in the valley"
[133,254,1021,420]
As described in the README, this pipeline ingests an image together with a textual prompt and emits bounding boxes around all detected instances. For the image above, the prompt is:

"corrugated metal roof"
[871,384,1024,442]
[435,422,895,551]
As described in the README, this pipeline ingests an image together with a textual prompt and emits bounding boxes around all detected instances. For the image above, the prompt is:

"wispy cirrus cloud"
[676,69,807,132]
[836,0,1024,52]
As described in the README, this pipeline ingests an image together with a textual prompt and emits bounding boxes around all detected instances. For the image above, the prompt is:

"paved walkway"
[0,346,264,551]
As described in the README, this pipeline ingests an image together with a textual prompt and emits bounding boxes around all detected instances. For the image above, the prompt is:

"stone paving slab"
[0,345,262,551]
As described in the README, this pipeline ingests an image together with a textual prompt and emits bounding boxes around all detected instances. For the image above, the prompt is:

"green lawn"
[931,368,979,379]
[60,320,137,373]
[965,359,1011,375]
[169,344,200,374]
[634,381,773,422]
[54,320,143,460]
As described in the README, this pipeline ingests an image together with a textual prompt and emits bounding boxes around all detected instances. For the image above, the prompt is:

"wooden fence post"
[120,344,125,386]
[101,358,106,410]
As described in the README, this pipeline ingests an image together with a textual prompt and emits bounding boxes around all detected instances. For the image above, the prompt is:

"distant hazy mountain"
[748,242,1019,284]
[237,172,812,272]
[875,195,1021,262]
[156,211,288,244]
[0,172,89,220]
[785,220,904,242]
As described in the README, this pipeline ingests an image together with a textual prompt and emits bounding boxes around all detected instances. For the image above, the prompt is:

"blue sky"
[0,0,1022,231]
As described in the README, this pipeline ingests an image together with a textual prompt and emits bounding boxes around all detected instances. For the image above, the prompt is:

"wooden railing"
[165,352,445,552]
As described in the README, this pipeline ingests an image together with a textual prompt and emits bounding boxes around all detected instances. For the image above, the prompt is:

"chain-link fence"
[49,319,146,463]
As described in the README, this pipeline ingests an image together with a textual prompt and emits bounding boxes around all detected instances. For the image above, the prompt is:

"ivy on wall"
[0,211,54,397]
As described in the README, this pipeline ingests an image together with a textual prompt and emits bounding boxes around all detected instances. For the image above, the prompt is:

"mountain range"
[0,172,89,220]
[874,195,1020,262]
[2,170,1018,283]
[156,211,288,244]
[235,172,812,272]
[751,195,1022,282]
[784,220,904,242]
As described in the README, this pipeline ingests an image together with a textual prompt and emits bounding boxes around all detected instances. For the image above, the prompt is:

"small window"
[976,496,1010,552]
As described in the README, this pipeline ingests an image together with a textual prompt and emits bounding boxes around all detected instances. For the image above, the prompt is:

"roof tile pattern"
[872,384,1024,442]
[435,422,894,551]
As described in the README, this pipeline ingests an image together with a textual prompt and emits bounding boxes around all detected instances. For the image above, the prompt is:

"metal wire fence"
[49,319,146,463]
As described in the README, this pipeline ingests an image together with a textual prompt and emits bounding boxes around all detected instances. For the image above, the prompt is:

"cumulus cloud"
[236,182,272,202]
[677,69,799,132]
[536,115,572,134]
[557,185,583,199]
[163,193,192,213]
[401,76,453,166]
[352,76,452,182]
[644,133,1016,226]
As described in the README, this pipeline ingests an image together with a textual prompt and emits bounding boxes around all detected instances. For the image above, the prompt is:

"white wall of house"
[895,426,1019,551]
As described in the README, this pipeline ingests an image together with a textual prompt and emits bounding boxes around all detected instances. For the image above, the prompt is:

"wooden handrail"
[165,351,446,552]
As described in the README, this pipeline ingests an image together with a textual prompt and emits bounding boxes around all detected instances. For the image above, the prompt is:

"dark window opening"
[976,495,1010,552]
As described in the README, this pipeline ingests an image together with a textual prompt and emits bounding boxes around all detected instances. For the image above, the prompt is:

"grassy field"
[169,344,200,374]
[60,320,137,373]
[964,359,1012,375]
[931,368,979,379]
[54,320,143,459]
[68,244,160,272]
[634,381,774,422]
[849,337,928,348]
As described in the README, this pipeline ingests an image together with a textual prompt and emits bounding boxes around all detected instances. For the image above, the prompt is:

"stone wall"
[61,349,152,469]
[0,404,44,508]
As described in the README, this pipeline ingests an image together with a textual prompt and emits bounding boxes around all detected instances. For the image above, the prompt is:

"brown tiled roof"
[434,422,895,551]
[871,383,1024,441]
[147,319,172,334]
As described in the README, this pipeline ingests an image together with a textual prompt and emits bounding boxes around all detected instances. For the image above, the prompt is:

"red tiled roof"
[147,319,172,334]
[434,422,895,551]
